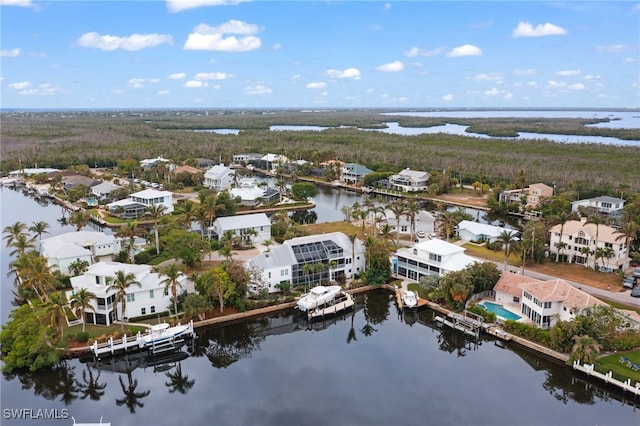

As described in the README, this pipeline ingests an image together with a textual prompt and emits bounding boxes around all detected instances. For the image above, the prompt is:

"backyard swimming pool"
[479,301,522,321]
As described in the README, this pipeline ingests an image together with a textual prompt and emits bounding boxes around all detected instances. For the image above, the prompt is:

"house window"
[141,307,146,315]
[543,301,552,309]
[513,296,520,303]
[164,289,169,296]
[280,269,287,276]
[127,294,135,302]
[150,306,155,314]
[429,253,442,262]
[268,272,271,279]
[401,226,408,232]
[413,249,417,255]
[149,290,154,299]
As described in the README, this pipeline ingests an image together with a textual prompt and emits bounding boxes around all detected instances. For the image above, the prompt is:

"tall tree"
[584,214,602,270]
[70,288,97,332]
[145,204,167,256]
[177,200,196,230]
[42,291,69,338]
[8,233,36,257]
[108,270,141,329]
[115,221,146,263]
[615,219,638,267]
[404,200,420,241]
[554,211,568,263]
[3,221,27,248]
[388,200,407,247]
[158,263,185,317]
[69,210,91,232]
[496,230,519,271]
[28,221,50,249]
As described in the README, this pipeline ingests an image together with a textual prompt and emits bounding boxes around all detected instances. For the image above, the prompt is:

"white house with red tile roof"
[548,219,630,272]
[493,273,607,328]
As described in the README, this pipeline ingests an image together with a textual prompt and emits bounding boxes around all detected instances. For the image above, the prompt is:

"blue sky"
[1,0,639,109]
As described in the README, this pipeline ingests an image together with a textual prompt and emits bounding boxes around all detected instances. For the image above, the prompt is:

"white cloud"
[149,78,160,83]
[624,57,639,63]
[185,80,207,88]
[0,0,32,7]
[327,68,361,79]
[556,69,581,76]
[169,73,187,80]
[166,0,248,13]
[272,43,282,50]
[158,90,170,95]
[76,32,173,51]
[291,74,301,80]
[527,81,538,88]
[376,61,404,72]
[183,21,261,52]
[16,83,64,96]
[306,82,327,89]
[484,88,500,96]
[512,21,567,38]
[383,3,391,10]
[111,89,126,95]
[446,44,483,57]
[568,83,585,90]
[128,78,145,89]
[503,92,513,100]
[194,72,232,80]
[596,44,633,53]
[244,85,272,95]
[9,81,31,90]
[1,48,20,57]
[474,73,503,83]
[513,69,536,75]
[404,46,443,57]
[442,94,454,102]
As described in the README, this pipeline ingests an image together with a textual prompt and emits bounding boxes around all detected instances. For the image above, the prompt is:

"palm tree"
[202,195,220,238]
[496,230,519,271]
[328,260,338,282]
[8,233,36,257]
[69,210,91,232]
[158,263,184,317]
[193,206,210,238]
[145,204,167,255]
[405,200,420,242]
[554,211,568,263]
[70,288,97,332]
[370,205,386,237]
[116,221,146,263]
[362,235,377,270]
[615,219,638,267]
[3,221,27,248]
[108,270,142,329]
[584,214,602,270]
[17,253,58,301]
[177,200,196,230]
[388,200,407,247]
[28,220,50,249]
[42,291,69,337]
[436,208,457,242]
[579,246,593,266]
[302,263,314,291]
[571,335,601,364]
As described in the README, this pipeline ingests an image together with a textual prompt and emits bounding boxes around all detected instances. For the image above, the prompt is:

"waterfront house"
[499,183,553,209]
[211,213,271,245]
[9,167,60,178]
[203,164,235,191]
[41,231,122,275]
[456,220,515,244]
[260,153,289,171]
[173,165,202,175]
[393,239,480,281]
[62,175,100,191]
[107,188,174,219]
[246,232,366,293]
[229,178,279,206]
[91,181,122,200]
[548,219,629,272]
[493,273,607,328]
[571,196,626,215]
[70,262,188,326]
[388,168,431,192]
[378,209,435,237]
[340,163,373,185]
[233,153,262,166]
[195,158,216,169]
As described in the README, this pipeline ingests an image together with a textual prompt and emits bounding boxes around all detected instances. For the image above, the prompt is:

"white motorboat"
[402,290,418,309]
[297,285,342,311]
[140,323,191,348]
[307,290,355,320]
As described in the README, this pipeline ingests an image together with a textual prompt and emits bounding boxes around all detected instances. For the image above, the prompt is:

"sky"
[1,0,639,109]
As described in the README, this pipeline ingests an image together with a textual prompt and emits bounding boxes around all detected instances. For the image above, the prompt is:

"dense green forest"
[2,109,639,192]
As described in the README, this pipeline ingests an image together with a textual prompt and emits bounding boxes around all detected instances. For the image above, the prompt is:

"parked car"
[417,231,426,238]
[428,233,437,239]
[631,286,640,298]
[633,268,640,279]
[623,276,635,289]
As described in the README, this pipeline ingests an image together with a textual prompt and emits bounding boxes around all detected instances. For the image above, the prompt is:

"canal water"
[2,188,638,425]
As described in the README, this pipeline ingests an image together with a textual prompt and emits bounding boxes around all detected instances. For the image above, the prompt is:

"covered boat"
[402,290,418,309]
[297,285,342,311]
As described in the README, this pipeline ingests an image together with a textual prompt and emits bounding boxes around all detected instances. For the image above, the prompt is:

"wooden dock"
[434,312,482,338]
[91,321,194,358]
[573,361,640,396]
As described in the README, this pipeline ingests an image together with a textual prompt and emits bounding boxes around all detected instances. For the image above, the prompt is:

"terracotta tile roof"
[549,220,624,244]
[493,273,539,296]
[520,278,607,310]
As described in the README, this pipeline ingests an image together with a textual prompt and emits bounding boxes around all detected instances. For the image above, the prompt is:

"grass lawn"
[66,323,148,341]
[596,350,640,383]
[463,243,521,266]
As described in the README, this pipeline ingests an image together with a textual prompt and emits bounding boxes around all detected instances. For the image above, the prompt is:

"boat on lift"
[297,285,342,311]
